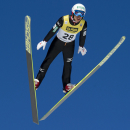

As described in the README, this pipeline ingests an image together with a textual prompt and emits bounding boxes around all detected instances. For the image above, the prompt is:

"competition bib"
[57,28,77,42]
[57,15,85,43]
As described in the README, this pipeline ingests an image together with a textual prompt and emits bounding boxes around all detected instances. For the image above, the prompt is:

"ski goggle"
[74,10,85,17]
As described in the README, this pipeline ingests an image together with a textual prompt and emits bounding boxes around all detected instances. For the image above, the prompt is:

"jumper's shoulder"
[56,16,64,27]
[82,20,87,29]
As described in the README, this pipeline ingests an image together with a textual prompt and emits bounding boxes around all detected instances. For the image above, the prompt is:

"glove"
[37,41,47,50]
[78,46,87,56]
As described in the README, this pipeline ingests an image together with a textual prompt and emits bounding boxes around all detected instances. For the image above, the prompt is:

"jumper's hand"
[78,46,87,56]
[37,41,47,50]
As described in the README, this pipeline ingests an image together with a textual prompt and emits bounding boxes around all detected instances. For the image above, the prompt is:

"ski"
[40,36,126,121]
[25,15,39,125]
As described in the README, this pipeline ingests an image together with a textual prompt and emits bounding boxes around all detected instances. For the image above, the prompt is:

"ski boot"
[34,79,40,90]
[63,83,76,94]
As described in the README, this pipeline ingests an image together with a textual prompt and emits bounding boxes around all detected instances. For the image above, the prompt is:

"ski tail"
[25,15,39,125]
[40,36,126,121]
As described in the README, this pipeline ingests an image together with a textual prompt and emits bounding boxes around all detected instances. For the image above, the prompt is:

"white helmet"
[72,3,86,17]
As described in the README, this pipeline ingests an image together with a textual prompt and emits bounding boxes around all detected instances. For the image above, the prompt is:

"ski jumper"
[36,15,87,88]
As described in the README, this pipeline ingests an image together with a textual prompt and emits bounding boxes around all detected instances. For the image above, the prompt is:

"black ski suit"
[36,15,87,89]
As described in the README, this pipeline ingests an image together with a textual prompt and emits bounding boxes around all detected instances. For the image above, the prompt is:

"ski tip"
[122,36,126,40]
[25,15,31,19]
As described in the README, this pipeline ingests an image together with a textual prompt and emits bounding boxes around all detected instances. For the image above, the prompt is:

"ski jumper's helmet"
[71,3,86,18]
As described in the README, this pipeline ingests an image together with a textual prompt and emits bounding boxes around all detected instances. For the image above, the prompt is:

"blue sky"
[1,0,130,129]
